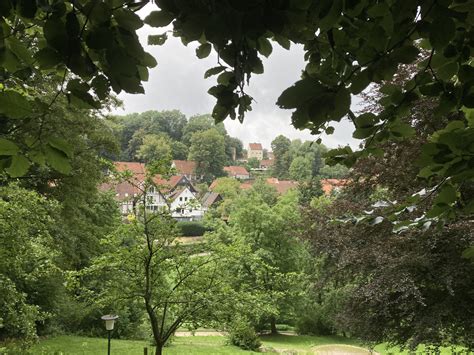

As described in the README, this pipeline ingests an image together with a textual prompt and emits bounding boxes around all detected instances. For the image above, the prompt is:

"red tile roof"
[266,178,298,195]
[100,181,142,201]
[224,166,249,177]
[259,159,274,167]
[114,161,146,175]
[249,143,263,150]
[173,160,197,175]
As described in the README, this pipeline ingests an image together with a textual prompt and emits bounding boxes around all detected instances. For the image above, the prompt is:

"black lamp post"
[101,314,119,355]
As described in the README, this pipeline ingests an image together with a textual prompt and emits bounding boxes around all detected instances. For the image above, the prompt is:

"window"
[184,197,188,202]
[179,197,183,201]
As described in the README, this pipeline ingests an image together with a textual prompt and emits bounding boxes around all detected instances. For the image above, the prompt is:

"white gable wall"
[170,188,204,220]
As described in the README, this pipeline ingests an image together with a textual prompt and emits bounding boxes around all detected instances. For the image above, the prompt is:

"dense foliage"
[299,84,474,350]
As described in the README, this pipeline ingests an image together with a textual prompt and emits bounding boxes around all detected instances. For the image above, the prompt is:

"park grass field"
[1,334,469,354]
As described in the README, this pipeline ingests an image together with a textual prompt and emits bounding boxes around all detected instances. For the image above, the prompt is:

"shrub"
[295,303,333,336]
[227,318,261,351]
[176,221,208,237]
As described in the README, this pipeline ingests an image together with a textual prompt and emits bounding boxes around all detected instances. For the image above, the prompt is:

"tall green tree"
[271,135,292,179]
[225,190,310,334]
[0,184,61,344]
[182,114,227,145]
[289,156,313,181]
[188,128,226,181]
[136,134,172,163]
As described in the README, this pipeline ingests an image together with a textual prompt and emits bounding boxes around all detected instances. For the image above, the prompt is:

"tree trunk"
[155,345,163,355]
[270,317,278,335]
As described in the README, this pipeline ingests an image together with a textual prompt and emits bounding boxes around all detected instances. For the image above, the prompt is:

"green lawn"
[1,334,470,354]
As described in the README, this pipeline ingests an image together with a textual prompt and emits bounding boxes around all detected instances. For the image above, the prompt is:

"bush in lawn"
[295,303,333,336]
[227,318,261,351]
[176,221,208,237]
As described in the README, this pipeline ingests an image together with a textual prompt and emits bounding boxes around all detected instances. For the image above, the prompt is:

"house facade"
[169,187,204,221]
[247,143,263,160]
[224,165,250,180]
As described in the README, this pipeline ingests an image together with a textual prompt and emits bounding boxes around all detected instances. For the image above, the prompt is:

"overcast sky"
[113,5,361,151]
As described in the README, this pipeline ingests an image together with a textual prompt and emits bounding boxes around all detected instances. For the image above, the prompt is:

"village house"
[247,143,263,160]
[168,186,203,221]
[223,165,250,180]
[259,159,274,170]
[201,192,223,212]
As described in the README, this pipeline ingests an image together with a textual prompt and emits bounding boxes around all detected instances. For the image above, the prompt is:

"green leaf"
[332,88,351,121]
[350,69,370,94]
[18,0,37,19]
[196,43,212,59]
[429,17,456,51]
[319,0,342,31]
[144,11,174,27]
[277,78,324,109]
[85,1,111,24]
[148,34,168,46]
[67,80,100,109]
[137,65,149,81]
[143,52,157,68]
[353,126,377,139]
[114,8,143,31]
[250,56,264,74]
[34,47,62,69]
[257,37,273,57]
[273,35,291,50]
[7,37,34,66]
[91,75,110,100]
[0,91,32,119]
[45,145,72,174]
[390,122,416,137]
[462,246,474,260]
[355,113,378,128]
[6,155,30,177]
[217,71,234,85]
[459,65,474,83]
[391,45,420,64]
[204,66,226,78]
[48,137,73,158]
[367,3,390,17]
[436,61,459,81]
[434,183,457,206]
[85,27,113,50]
[0,138,20,156]
[325,126,335,134]
[43,18,68,51]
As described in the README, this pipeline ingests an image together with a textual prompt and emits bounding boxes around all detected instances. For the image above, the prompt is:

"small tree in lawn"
[81,158,221,355]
